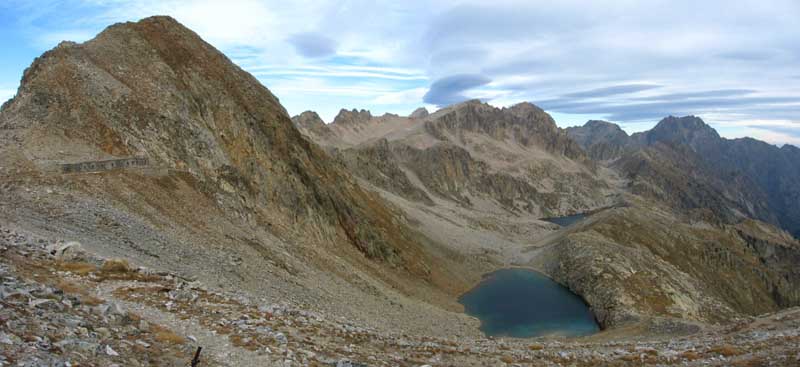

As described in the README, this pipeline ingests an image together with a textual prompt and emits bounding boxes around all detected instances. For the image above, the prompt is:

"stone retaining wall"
[61,157,148,173]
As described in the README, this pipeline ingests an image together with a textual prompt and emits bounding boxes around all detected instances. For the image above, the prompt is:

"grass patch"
[55,261,97,275]
[681,351,701,361]
[100,258,131,273]
[709,345,742,357]
[151,325,186,345]
[54,280,104,305]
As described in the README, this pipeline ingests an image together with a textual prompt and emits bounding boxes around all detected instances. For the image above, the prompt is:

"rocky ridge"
[568,116,800,237]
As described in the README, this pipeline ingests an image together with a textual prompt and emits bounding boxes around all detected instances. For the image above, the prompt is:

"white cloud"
[4,0,798,141]
[0,89,16,105]
[251,69,426,81]
[372,88,428,105]
[741,127,800,147]
[35,30,97,48]
[89,0,280,47]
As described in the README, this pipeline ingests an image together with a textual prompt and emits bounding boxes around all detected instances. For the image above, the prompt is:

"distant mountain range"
[567,116,800,238]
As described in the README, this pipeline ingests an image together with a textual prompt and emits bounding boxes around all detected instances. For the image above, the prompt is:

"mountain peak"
[508,101,546,114]
[292,111,334,139]
[781,144,800,153]
[409,107,429,119]
[653,115,716,133]
[584,120,624,131]
[333,108,373,125]
[645,115,720,146]
[565,119,632,160]
[292,110,324,127]
[447,99,487,110]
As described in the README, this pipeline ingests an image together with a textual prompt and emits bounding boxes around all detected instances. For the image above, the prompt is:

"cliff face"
[297,100,616,218]
[566,120,632,160]
[532,203,800,329]
[332,108,373,128]
[291,110,334,141]
[570,116,800,238]
[426,101,586,160]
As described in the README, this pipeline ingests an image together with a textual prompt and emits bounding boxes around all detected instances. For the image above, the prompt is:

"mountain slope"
[565,120,632,160]
[0,16,482,337]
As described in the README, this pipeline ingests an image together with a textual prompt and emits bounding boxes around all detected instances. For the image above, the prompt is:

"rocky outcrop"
[291,110,334,140]
[636,116,722,148]
[566,120,632,160]
[409,107,429,119]
[335,140,434,205]
[534,204,800,330]
[425,101,587,160]
[613,143,776,225]
[332,108,373,127]
[636,117,800,237]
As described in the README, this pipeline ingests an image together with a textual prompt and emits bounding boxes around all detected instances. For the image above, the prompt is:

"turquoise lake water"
[542,213,587,227]
[459,268,599,338]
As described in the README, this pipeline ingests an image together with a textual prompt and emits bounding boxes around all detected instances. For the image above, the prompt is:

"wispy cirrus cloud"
[287,32,337,58]
[0,0,799,143]
[423,74,491,107]
[563,84,662,99]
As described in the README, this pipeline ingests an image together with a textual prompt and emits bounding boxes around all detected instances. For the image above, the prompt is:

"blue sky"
[1,0,799,145]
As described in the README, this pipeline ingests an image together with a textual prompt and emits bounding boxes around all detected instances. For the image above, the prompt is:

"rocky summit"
[1,15,800,367]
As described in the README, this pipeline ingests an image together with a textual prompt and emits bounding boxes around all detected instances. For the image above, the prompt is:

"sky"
[1,0,799,146]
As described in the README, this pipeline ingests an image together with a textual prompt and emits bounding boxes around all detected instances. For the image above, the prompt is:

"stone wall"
[61,157,148,174]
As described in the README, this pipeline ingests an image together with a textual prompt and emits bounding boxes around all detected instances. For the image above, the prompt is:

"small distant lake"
[542,213,586,227]
[459,268,599,338]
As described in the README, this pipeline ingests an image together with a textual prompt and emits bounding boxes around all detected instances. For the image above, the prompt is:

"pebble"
[105,345,119,356]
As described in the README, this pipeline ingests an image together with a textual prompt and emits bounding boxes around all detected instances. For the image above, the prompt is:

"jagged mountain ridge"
[567,116,800,237]
[294,99,618,218]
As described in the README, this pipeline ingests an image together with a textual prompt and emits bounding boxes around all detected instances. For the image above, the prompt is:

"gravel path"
[96,281,281,367]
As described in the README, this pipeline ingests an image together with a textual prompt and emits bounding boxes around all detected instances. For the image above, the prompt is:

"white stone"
[105,345,119,356]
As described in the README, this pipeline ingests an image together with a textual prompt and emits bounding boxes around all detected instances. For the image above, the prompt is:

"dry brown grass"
[54,279,104,305]
[96,259,161,282]
[499,355,515,364]
[151,325,186,345]
[100,258,131,273]
[229,335,261,351]
[56,280,87,295]
[55,261,97,275]
[81,295,105,306]
[731,356,767,367]
[681,351,701,361]
[709,345,743,357]
[528,344,544,351]
[642,348,658,356]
